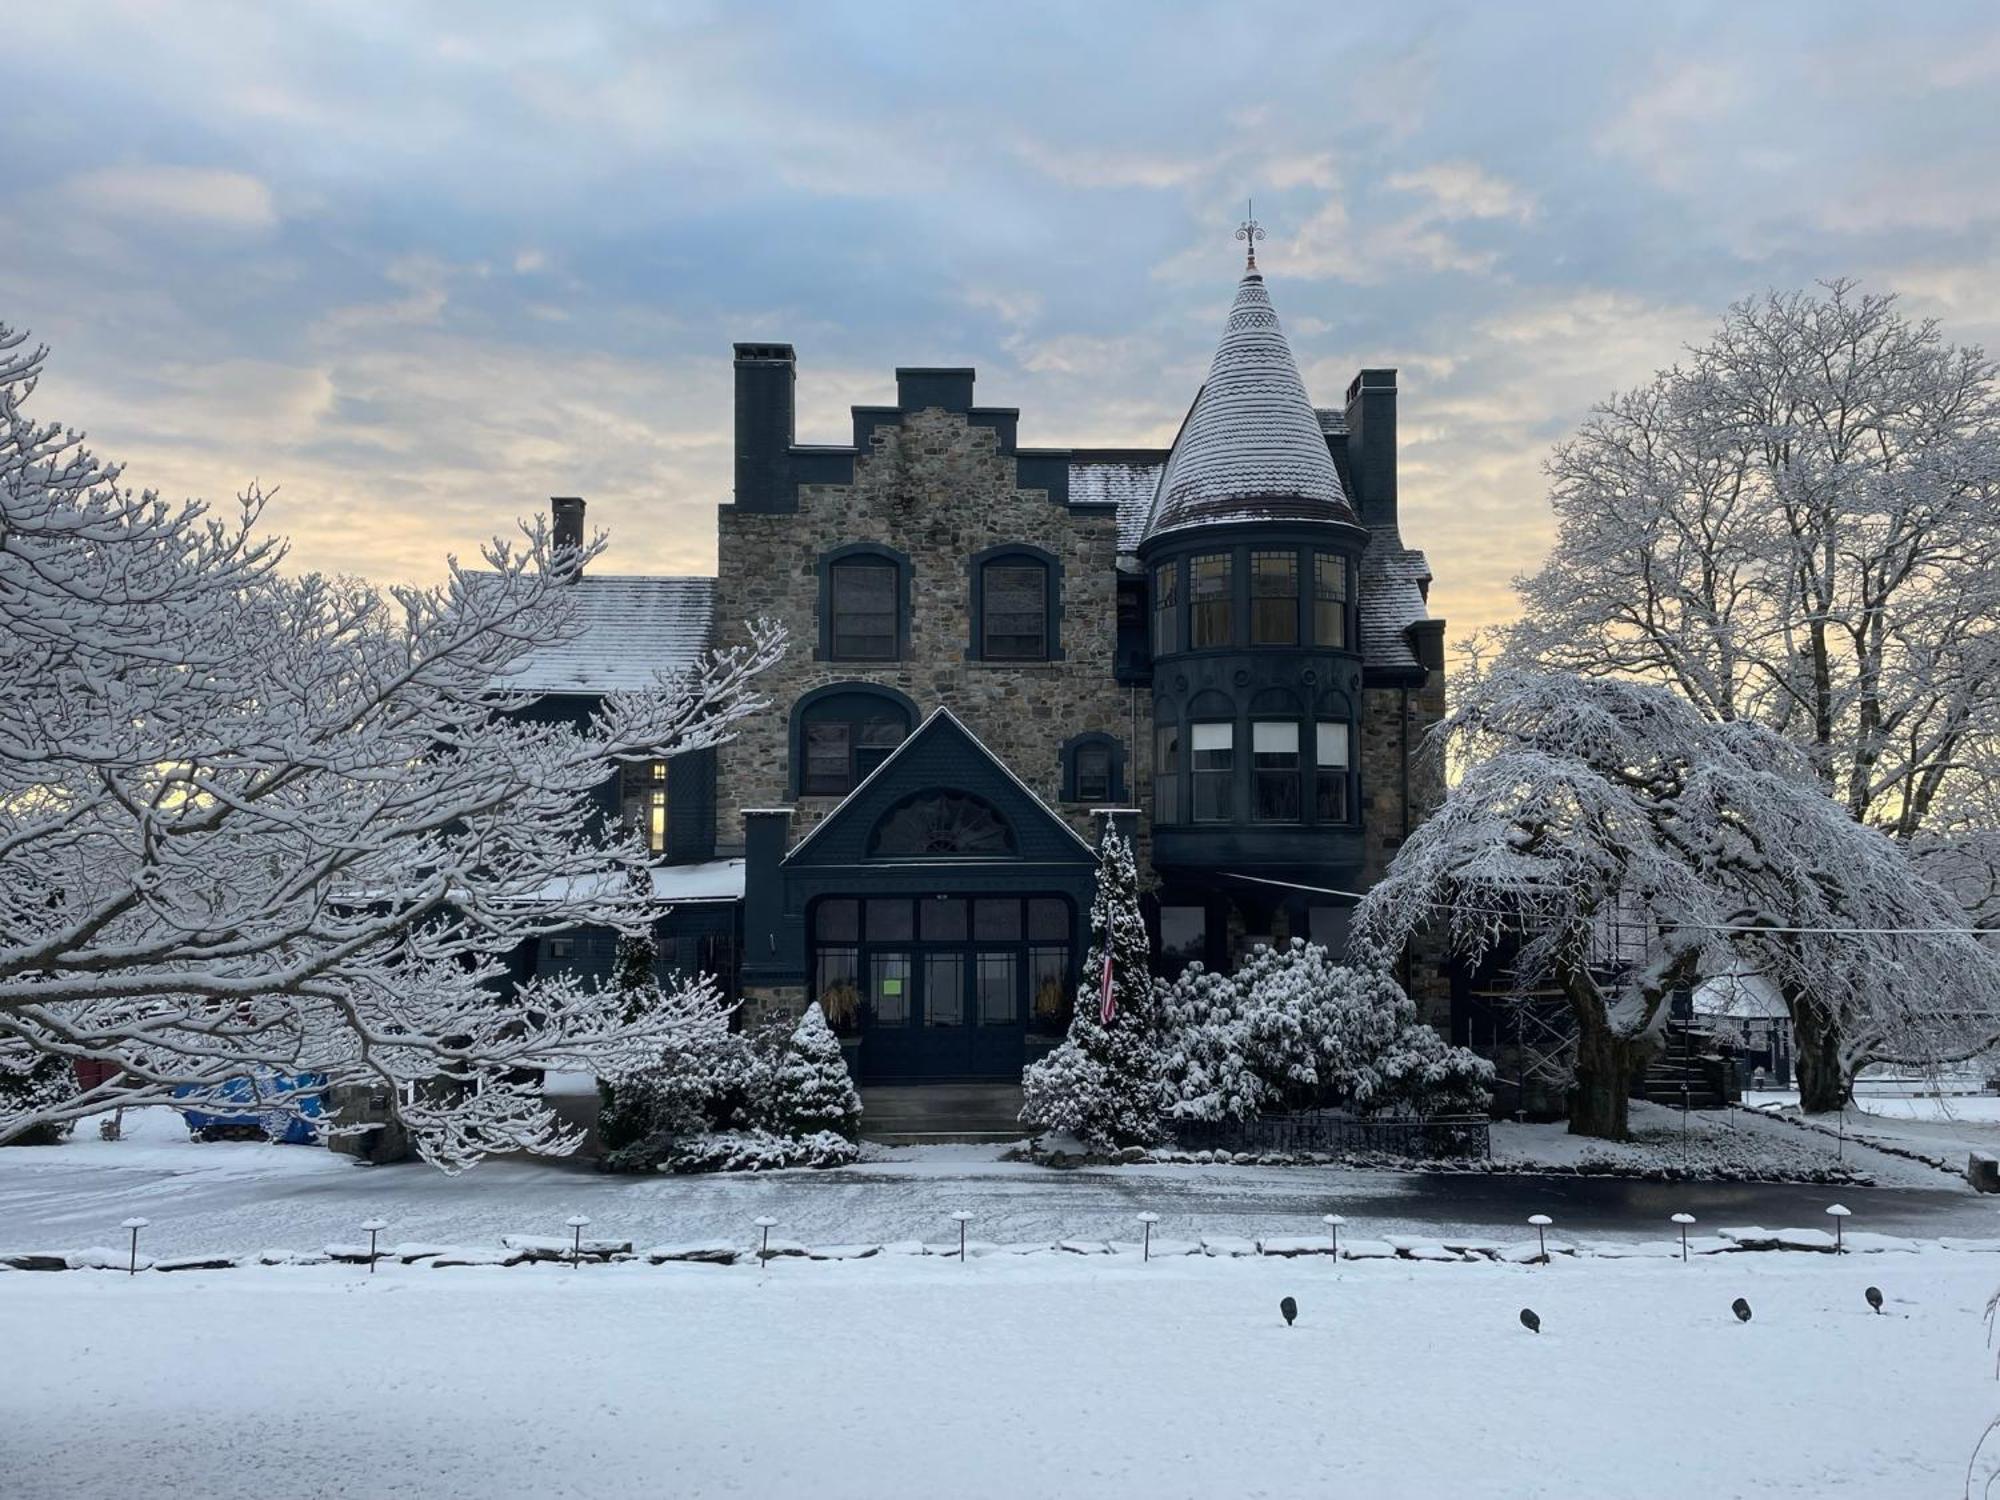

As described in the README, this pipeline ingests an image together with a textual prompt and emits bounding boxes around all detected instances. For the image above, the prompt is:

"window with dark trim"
[1251,551,1299,645]
[1061,733,1124,804]
[1252,721,1302,821]
[620,760,669,853]
[1314,552,1348,649]
[980,560,1049,660]
[1154,723,1182,824]
[829,557,899,660]
[1152,561,1180,656]
[1159,905,1207,976]
[1191,721,1234,821]
[1316,719,1351,821]
[794,687,914,797]
[1190,552,1233,648]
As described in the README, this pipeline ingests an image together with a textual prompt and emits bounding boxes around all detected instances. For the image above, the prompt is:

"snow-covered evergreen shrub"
[768,1002,862,1140]
[1021,824,1168,1149]
[663,1128,859,1174]
[0,1052,78,1145]
[596,964,751,1173]
[1160,939,1492,1122]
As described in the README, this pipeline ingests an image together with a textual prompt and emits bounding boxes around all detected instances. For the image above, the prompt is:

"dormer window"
[622,761,670,853]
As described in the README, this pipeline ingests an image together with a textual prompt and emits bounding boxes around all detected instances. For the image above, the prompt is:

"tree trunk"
[1792,1001,1848,1113]
[1566,998,1641,1141]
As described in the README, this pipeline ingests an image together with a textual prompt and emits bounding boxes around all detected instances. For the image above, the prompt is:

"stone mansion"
[499,252,1447,1092]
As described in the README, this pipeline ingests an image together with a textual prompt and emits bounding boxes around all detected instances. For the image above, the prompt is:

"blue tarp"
[174,1073,327,1145]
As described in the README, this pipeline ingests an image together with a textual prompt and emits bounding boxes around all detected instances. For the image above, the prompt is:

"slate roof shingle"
[491,575,715,694]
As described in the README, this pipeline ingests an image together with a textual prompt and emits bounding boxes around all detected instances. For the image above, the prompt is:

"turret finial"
[1236,199,1264,273]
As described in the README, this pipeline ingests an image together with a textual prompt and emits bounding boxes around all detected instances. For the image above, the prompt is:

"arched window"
[969,544,1062,662]
[869,791,1017,858]
[790,684,917,798]
[819,544,910,662]
[1060,733,1125,804]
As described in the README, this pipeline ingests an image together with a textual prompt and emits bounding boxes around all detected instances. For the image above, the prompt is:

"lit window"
[1316,720,1351,821]
[1191,553,1233,648]
[1314,553,1348,648]
[1252,721,1301,821]
[1251,551,1298,645]
[623,763,669,852]
[1191,721,1234,822]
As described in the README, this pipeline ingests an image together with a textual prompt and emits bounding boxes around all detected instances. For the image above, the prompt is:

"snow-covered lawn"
[1749,1089,2000,1179]
[2,1107,1989,1263]
[2,1250,1990,1499]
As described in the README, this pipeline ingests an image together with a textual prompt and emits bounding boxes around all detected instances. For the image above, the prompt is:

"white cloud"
[62,164,278,230]
[1385,162,1534,223]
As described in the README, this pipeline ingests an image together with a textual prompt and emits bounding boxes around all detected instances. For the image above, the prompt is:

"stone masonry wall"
[1358,670,1449,1024]
[710,406,1148,855]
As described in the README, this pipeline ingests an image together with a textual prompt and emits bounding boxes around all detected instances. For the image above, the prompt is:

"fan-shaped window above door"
[869,791,1017,858]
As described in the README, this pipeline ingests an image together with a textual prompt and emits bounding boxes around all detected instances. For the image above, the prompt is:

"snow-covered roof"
[1069,455,1167,552]
[1314,406,1348,437]
[492,576,715,694]
[1358,528,1433,674]
[647,858,745,904]
[1144,272,1358,543]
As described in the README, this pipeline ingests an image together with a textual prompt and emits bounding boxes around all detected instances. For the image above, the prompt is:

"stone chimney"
[551,495,586,579]
[733,343,797,511]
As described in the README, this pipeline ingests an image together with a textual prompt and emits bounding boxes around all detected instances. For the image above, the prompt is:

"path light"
[1323,1213,1346,1258]
[1527,1213,1552,1263]
[1670,1212,1696,1263]
[1280,1296,1297,1327]
[565,1214,591,1267]
[360,1218,388,1274]
[1732,1297,1753,1323]
[1136,1211,1160,1263]
[950,1210,974,1262]
[754,1216,778,1263]
[1865,1286,1884,1315]
[1825,1203,1851,1253]
[121,1217,148,1277]
[1519,1308,1540,1334]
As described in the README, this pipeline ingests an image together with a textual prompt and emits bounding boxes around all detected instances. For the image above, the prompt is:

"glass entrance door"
[821,895,1069,1083]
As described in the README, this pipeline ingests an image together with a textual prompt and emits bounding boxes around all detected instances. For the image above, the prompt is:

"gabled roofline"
[781,703,1099,864]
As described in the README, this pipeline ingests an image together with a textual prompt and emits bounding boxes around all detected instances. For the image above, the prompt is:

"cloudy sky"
[5,1,1999,641]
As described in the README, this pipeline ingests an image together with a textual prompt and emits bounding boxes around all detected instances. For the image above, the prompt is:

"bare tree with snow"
[0,325,785,1169]
[1505,281,2000,1107]
[1353,671,2000,1139]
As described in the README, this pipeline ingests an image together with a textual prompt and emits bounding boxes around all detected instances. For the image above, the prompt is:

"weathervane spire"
[1236,199,1264,273]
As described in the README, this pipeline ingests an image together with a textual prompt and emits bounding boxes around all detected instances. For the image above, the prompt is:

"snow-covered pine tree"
[1021,822,1167,1149]
[0,1053,78,1146]
[769,1002,862,1141]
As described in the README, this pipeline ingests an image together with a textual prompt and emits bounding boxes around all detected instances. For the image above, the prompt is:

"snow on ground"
[1488,1098,1954,1187]
[1750,1089,2000,1178]
[3,1107,1993,1262]
[0,1250,1990,1499]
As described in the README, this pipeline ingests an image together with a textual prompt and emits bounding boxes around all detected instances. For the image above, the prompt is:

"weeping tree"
[1353,671,2000,1139]
[1505,281,2000,1107]
[0,325,786,1169]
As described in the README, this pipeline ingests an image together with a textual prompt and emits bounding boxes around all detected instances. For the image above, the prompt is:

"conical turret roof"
[1143,269,1355,542]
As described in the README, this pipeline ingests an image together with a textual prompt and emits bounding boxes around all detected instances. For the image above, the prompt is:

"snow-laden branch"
[0,325,787,1169]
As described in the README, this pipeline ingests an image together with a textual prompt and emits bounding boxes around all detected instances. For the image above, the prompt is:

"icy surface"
[0,1253,1985,1497]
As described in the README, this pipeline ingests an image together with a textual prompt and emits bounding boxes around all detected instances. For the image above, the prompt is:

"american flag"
[1098,945,1115,1026]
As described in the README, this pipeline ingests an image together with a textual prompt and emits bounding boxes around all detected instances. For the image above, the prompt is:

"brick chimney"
[551,495,586,579]
[733,343,797,512]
